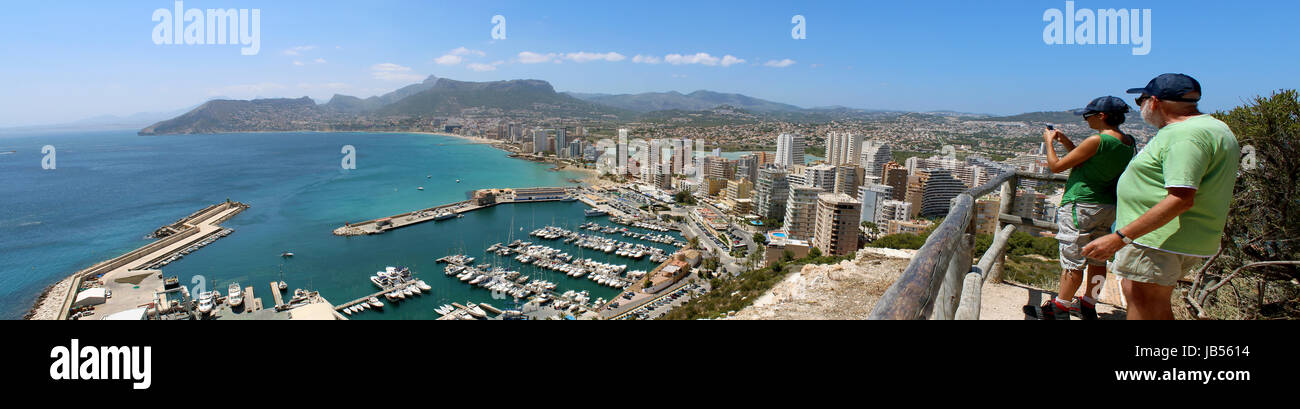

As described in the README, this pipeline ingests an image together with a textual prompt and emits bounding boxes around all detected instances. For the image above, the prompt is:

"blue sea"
[0,130,679,319]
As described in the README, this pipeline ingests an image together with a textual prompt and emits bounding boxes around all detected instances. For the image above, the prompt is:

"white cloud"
[370,63,424,82]
[450,47,486,57]
[663,53,745,67]
[314,58,327,64]
[293,61,304,66]
[283,45,317,56]
[632,55,662,64]
[665,53,718,66]
[763,59,796,68]
[721,55,746,67]
[518,51,559,64]
[564,52,626,63]
[435,54,463,65]
[467,61,504,72]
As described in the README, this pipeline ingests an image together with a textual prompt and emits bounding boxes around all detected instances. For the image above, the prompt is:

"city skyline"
[2,0,1297,127]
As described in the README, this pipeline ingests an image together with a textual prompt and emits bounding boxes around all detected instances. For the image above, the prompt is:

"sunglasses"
[1135,94,1152,107]
[1083,112,1102,120]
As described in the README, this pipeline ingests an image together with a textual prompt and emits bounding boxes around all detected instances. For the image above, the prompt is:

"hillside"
[138,97,324,135]
[378,78,628,119]
[568,90,804,113]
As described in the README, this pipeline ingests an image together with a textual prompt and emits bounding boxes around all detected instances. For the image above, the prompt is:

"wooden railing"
[868,171,1067,320]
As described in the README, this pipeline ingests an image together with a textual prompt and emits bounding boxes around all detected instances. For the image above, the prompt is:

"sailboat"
[277,264,288,291]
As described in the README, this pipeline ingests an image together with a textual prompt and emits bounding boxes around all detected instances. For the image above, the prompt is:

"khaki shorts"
[1057,202,1116,271]
[1111,244,1206,287]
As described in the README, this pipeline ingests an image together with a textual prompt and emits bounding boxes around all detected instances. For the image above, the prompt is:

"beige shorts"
[1111,244,1206,287]
[1057,202,1116,271]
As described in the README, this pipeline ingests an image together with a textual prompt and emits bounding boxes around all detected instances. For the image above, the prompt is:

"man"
[1026,96,1135,320]
[1082,73,1241,320]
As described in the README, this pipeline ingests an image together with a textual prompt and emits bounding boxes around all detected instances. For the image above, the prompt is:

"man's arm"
[1082,187,1197,260]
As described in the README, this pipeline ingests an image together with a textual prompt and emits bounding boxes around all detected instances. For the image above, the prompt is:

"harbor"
[333,187,582,236]
[32,201,251,320]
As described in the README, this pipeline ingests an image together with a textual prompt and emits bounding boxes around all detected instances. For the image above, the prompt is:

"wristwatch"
[1115,230,1134,245]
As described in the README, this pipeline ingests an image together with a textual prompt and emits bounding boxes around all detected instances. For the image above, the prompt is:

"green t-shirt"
[1115,115,1241,256]
[1061,133,1135,206]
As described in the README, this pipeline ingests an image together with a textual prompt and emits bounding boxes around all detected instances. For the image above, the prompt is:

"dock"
[332,187,581,236]
[44,201,249,321]
[269,282,284,307]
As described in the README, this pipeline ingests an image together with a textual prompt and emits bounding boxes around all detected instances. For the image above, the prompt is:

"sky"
[0,0,1296,127]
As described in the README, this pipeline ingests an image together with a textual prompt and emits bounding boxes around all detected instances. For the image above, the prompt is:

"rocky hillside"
[726,248,912,320]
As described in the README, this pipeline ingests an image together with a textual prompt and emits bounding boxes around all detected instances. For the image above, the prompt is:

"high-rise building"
[883,165,909,201]
[919,168,967,218]
[833,165,866,196]
[642,139,662,181]
[555,128,567,157]
[736,153,759,183]
[568,139,583,160]
[775,133,805,167]
[532,129,547,154]
[723,179,753,202]
[813,193,862,256]
[704,156,736,181]
[671,139,685,175]
[877,200,913,223]
[783,185,823,241]
[975,196,1000,236]
[826,132,865,167]
[755,166,790,220]
[859,141,893,178]
[804,164,838,191]
[617,129,629,176]
[857,183,894,225]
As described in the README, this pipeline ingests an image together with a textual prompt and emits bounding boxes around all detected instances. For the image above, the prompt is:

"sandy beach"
[419,131,615,187]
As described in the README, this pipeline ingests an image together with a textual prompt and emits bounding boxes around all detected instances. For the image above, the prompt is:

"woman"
[1027,96,1135,320]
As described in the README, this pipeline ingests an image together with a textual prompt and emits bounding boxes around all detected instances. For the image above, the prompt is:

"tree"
[808,247,822,259]
[752,232,766,244]
[688,236,700,250]
[1187,90,1300,319]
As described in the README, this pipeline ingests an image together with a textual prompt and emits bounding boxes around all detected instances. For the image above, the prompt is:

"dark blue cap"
[1127,73,1202,102]
[1073,96,1130,116]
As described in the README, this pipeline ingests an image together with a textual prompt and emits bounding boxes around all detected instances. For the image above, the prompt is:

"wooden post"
[990,176,1016,284]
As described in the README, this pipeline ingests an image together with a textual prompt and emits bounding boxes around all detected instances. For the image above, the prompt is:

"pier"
[332,187,581,236]
[39,201,249,320]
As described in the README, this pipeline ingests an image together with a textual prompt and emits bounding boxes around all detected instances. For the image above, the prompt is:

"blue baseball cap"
[1073,96,1130,116]
[1127,73,1202,103]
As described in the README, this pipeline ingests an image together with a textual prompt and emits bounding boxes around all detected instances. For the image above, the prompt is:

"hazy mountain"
[378,78,627,118]
[139,97,322,135]
[322,75,441,113]
[567,90,804,113]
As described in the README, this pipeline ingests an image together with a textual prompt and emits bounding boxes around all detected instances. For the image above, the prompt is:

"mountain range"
[133,74,1112,136]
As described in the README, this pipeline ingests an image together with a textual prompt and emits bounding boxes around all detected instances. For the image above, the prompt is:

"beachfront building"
[755,166,790,220]
[555,128,567,157]
[812,193,862,256]
[877,200,913,223]
[804,164,837,191]
[783,185,823,241]
[775,133,805,167]
[532,128,548,154]
[617,129,629,176]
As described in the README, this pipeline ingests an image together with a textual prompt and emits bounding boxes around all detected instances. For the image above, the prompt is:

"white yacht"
[196,291,215,315]
[416,280,432,291]
[368,297,384,308]
[228,283,243,307]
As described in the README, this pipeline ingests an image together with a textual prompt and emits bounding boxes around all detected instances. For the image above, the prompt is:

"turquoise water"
[0,130,679,319]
